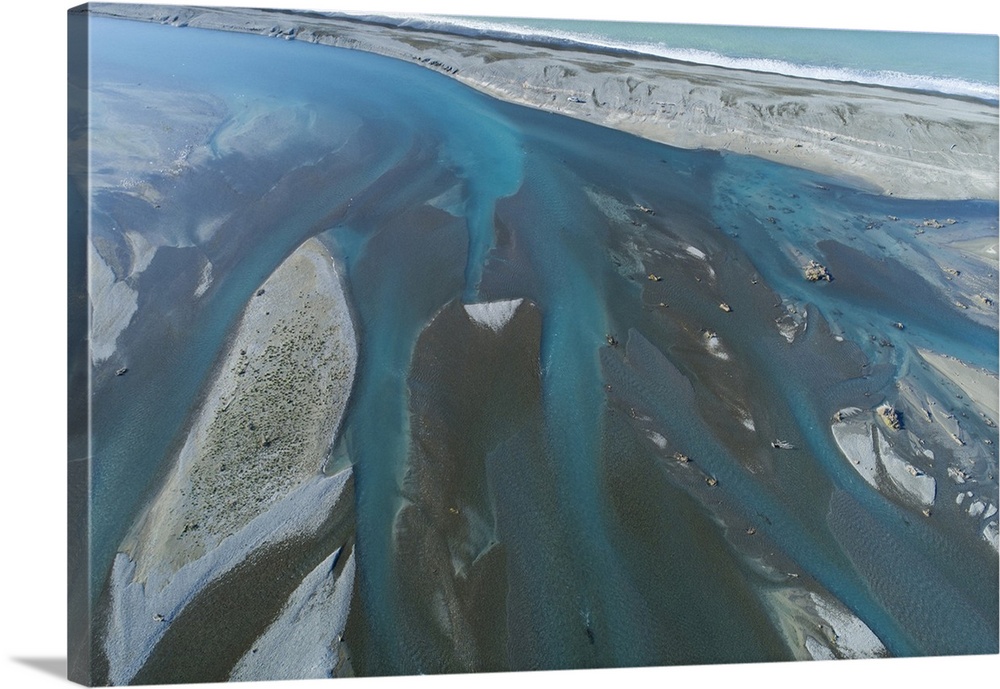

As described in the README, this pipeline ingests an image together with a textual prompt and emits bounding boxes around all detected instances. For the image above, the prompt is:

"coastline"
[85,2,999,201]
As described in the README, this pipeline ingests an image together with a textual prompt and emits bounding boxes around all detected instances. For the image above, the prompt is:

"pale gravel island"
[103,237,358,684]
[122,236,356,577]
[764,586,887,661]
[229,548,357,681]
[86,2,999,201]
[917,348,1000,423]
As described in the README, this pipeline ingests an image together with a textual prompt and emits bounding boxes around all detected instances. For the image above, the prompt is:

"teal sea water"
[81,14,999,680]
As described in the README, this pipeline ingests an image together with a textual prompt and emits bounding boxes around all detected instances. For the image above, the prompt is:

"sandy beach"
[87,2,998,200]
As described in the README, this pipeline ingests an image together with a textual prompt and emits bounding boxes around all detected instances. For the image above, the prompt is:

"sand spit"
[230,548,356,681]
[831,421,879,488]
[105,237,358,682]
[984,521,1000,551]
[774,303,808,345]
[685,245,707,261]
[702,330,731,360]
[193,256,214,298]
[86,3,999,201]
[876,430,937,507]
[764,587,887,661]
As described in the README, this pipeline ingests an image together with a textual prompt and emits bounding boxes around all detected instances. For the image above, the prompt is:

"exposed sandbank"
[229,547,356,680]
[105,469,353,684]
[123,236,357,577]
[831,412,937,510]
[105,237,358,683]
[763,586,887,661]
[86,3,999,201]
[464,298,524,331]
[89,244,139,363]
[917,348,999,424]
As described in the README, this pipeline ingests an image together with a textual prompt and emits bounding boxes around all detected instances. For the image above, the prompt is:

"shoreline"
[85,3,999,201]
[328,11,1000,105]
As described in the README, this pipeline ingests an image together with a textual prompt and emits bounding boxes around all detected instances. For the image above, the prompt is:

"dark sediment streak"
[390,300,542,673]
[334,158,473,676]
[598,407,791,664]
[818,239,995,351]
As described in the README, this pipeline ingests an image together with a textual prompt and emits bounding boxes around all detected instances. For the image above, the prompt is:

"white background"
[1,1,997,688]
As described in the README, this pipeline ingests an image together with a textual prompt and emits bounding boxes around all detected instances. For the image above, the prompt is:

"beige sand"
[88,3,999,201]
[89,245,139,363]
[124,236,357,579]
[104,237,358,683]
[917,348,999,423]
[763,586,887,661]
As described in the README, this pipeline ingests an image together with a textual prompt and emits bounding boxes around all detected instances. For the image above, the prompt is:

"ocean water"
[363,12,999,100]
[82,13,998,680]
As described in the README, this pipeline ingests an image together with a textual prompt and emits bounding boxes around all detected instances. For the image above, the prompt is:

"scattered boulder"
[804,260,832,282]
[876,402,901,430]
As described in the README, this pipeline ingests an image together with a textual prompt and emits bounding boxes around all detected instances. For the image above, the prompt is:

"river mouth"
[78,13,999,682]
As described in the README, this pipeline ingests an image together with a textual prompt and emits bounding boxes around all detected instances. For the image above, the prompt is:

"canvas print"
[67,2,999,685]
